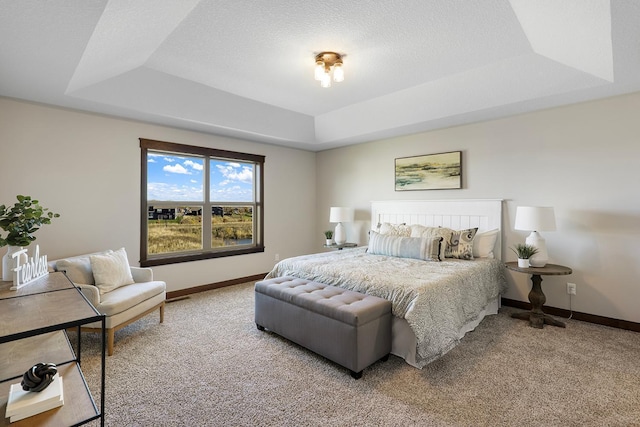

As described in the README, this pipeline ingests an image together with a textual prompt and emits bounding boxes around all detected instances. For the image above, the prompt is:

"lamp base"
[334,223,346,245]
[526,231,548,267]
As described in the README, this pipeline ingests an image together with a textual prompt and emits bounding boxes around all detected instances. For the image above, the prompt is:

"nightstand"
[324,242,357,250]
[505,262,572,329]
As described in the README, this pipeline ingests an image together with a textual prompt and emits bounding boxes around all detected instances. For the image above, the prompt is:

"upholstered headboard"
[371,199,503,260]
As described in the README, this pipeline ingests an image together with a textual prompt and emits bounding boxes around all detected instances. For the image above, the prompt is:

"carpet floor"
[78,282,640,426]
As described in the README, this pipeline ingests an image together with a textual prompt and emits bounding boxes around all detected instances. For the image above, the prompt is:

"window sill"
[141,245,265,267]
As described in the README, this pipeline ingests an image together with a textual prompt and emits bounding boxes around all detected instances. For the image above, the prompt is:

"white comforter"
[265,247,506,367]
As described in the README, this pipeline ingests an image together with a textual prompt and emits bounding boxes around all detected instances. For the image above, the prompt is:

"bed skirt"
[392,296,500,368]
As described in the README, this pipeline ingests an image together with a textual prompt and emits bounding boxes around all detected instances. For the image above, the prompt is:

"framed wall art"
[395,151,462,191]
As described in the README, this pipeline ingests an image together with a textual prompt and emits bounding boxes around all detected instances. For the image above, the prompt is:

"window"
[140,139,264,266]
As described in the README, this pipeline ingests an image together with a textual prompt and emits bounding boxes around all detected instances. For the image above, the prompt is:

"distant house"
[148,206,176,220]
[148,206,229,219]
[182,207,223,216]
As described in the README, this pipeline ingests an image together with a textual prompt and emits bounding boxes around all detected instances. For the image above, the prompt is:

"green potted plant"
[324,230,334,246]
[1,195,60,281]
[511,243,538,268]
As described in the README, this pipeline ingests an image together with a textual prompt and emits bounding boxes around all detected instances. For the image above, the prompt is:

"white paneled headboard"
[371,199,503,259]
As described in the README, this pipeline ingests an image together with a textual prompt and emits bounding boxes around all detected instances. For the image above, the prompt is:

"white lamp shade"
[314,61,325,80]
[329,207,354,223]
[514,206,556,232]
[320,72,331,88]
[333,63,344,82]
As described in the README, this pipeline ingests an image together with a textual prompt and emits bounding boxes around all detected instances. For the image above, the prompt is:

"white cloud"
[184,160,203,171]
[164,157,176,163]
[215,163,253,184]
[148,158,156,163]
[164,164,190,174]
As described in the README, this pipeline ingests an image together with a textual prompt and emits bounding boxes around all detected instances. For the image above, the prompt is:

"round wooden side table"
[505,262,572,329]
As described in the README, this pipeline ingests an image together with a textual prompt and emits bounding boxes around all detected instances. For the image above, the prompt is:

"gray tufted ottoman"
[255,276,392,379]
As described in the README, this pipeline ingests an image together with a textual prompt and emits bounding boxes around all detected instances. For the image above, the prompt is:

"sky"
[147,152,254,202]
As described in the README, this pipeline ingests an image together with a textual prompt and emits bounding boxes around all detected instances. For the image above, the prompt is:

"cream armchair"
[48,249,166,356]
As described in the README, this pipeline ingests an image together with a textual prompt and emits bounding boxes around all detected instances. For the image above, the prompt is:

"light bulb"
[314,61,325,81]
[320,72,331,88]
[333,63,344,82]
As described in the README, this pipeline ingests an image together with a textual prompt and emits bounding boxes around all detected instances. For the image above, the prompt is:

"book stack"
[5,375,64,422]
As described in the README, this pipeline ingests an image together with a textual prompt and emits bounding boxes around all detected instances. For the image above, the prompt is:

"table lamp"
[329,207,354,245]
[514,206,556,267]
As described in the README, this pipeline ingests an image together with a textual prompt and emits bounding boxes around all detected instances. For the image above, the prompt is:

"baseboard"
[166,273,267,300]
[166,286,640,333]
[501,298,640,333]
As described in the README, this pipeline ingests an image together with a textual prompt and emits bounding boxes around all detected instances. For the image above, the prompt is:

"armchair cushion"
[98,280,166,317]
[55,257,95,285]
[53,249,112,285]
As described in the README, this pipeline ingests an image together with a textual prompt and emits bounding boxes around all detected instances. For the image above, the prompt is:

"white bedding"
[265,247,506,368]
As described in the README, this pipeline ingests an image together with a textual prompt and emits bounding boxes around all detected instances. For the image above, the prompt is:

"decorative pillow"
[473,229,499,258]
[410,226,453,245]
[378,222,411,237]
[443,227,478,260]
[56,257,95,285]
[368,231,442,261]
[90,248,135,294]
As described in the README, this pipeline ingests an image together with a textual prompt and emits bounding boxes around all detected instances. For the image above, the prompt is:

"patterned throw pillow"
[378,222,411,237]
[443,227,478,260]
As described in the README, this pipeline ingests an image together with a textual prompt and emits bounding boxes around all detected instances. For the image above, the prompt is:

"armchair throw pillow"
[90,248,135,294]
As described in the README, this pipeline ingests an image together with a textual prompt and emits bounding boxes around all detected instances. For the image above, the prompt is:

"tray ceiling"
[1,0,639,151]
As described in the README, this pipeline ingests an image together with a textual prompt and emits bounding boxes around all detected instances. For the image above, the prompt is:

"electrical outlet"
[567,282,576,295]
[274,253,280,262]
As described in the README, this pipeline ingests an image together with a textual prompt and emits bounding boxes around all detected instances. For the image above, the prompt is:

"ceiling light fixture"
[314,51,344,88]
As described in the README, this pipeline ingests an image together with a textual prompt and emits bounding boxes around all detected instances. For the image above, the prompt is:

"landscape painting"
[395,151,462,191]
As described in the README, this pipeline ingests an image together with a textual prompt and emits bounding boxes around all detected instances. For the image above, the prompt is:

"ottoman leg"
[381,354,390,362]
[256,323,265,331]
[350,370,363,380]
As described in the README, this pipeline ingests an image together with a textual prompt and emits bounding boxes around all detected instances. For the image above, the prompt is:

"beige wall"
[0,97,317,292]
[316,92,640,323]
[3,93,639,323]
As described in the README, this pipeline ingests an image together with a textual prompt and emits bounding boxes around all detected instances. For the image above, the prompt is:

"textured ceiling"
[1,0,639,151]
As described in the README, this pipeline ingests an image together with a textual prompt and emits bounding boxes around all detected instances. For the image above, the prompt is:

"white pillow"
[378,222,411,237]
[473,229,499,258]
[90,248,135,294]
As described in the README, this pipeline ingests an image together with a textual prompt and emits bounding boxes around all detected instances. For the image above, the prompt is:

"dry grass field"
[148,210,252,254]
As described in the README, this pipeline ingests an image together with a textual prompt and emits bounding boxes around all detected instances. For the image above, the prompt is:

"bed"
[265,199,507,368]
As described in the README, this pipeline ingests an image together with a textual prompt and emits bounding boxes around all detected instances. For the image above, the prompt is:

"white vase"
[2,245,26,281]
[517,258,530,268]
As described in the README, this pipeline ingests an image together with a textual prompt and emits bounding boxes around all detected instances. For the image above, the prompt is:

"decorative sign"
[10,245,48,290]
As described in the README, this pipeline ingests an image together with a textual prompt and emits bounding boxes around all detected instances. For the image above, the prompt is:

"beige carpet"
[78,282,640,426]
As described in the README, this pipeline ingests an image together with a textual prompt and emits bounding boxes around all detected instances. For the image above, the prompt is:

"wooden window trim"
[139,138,265,267]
